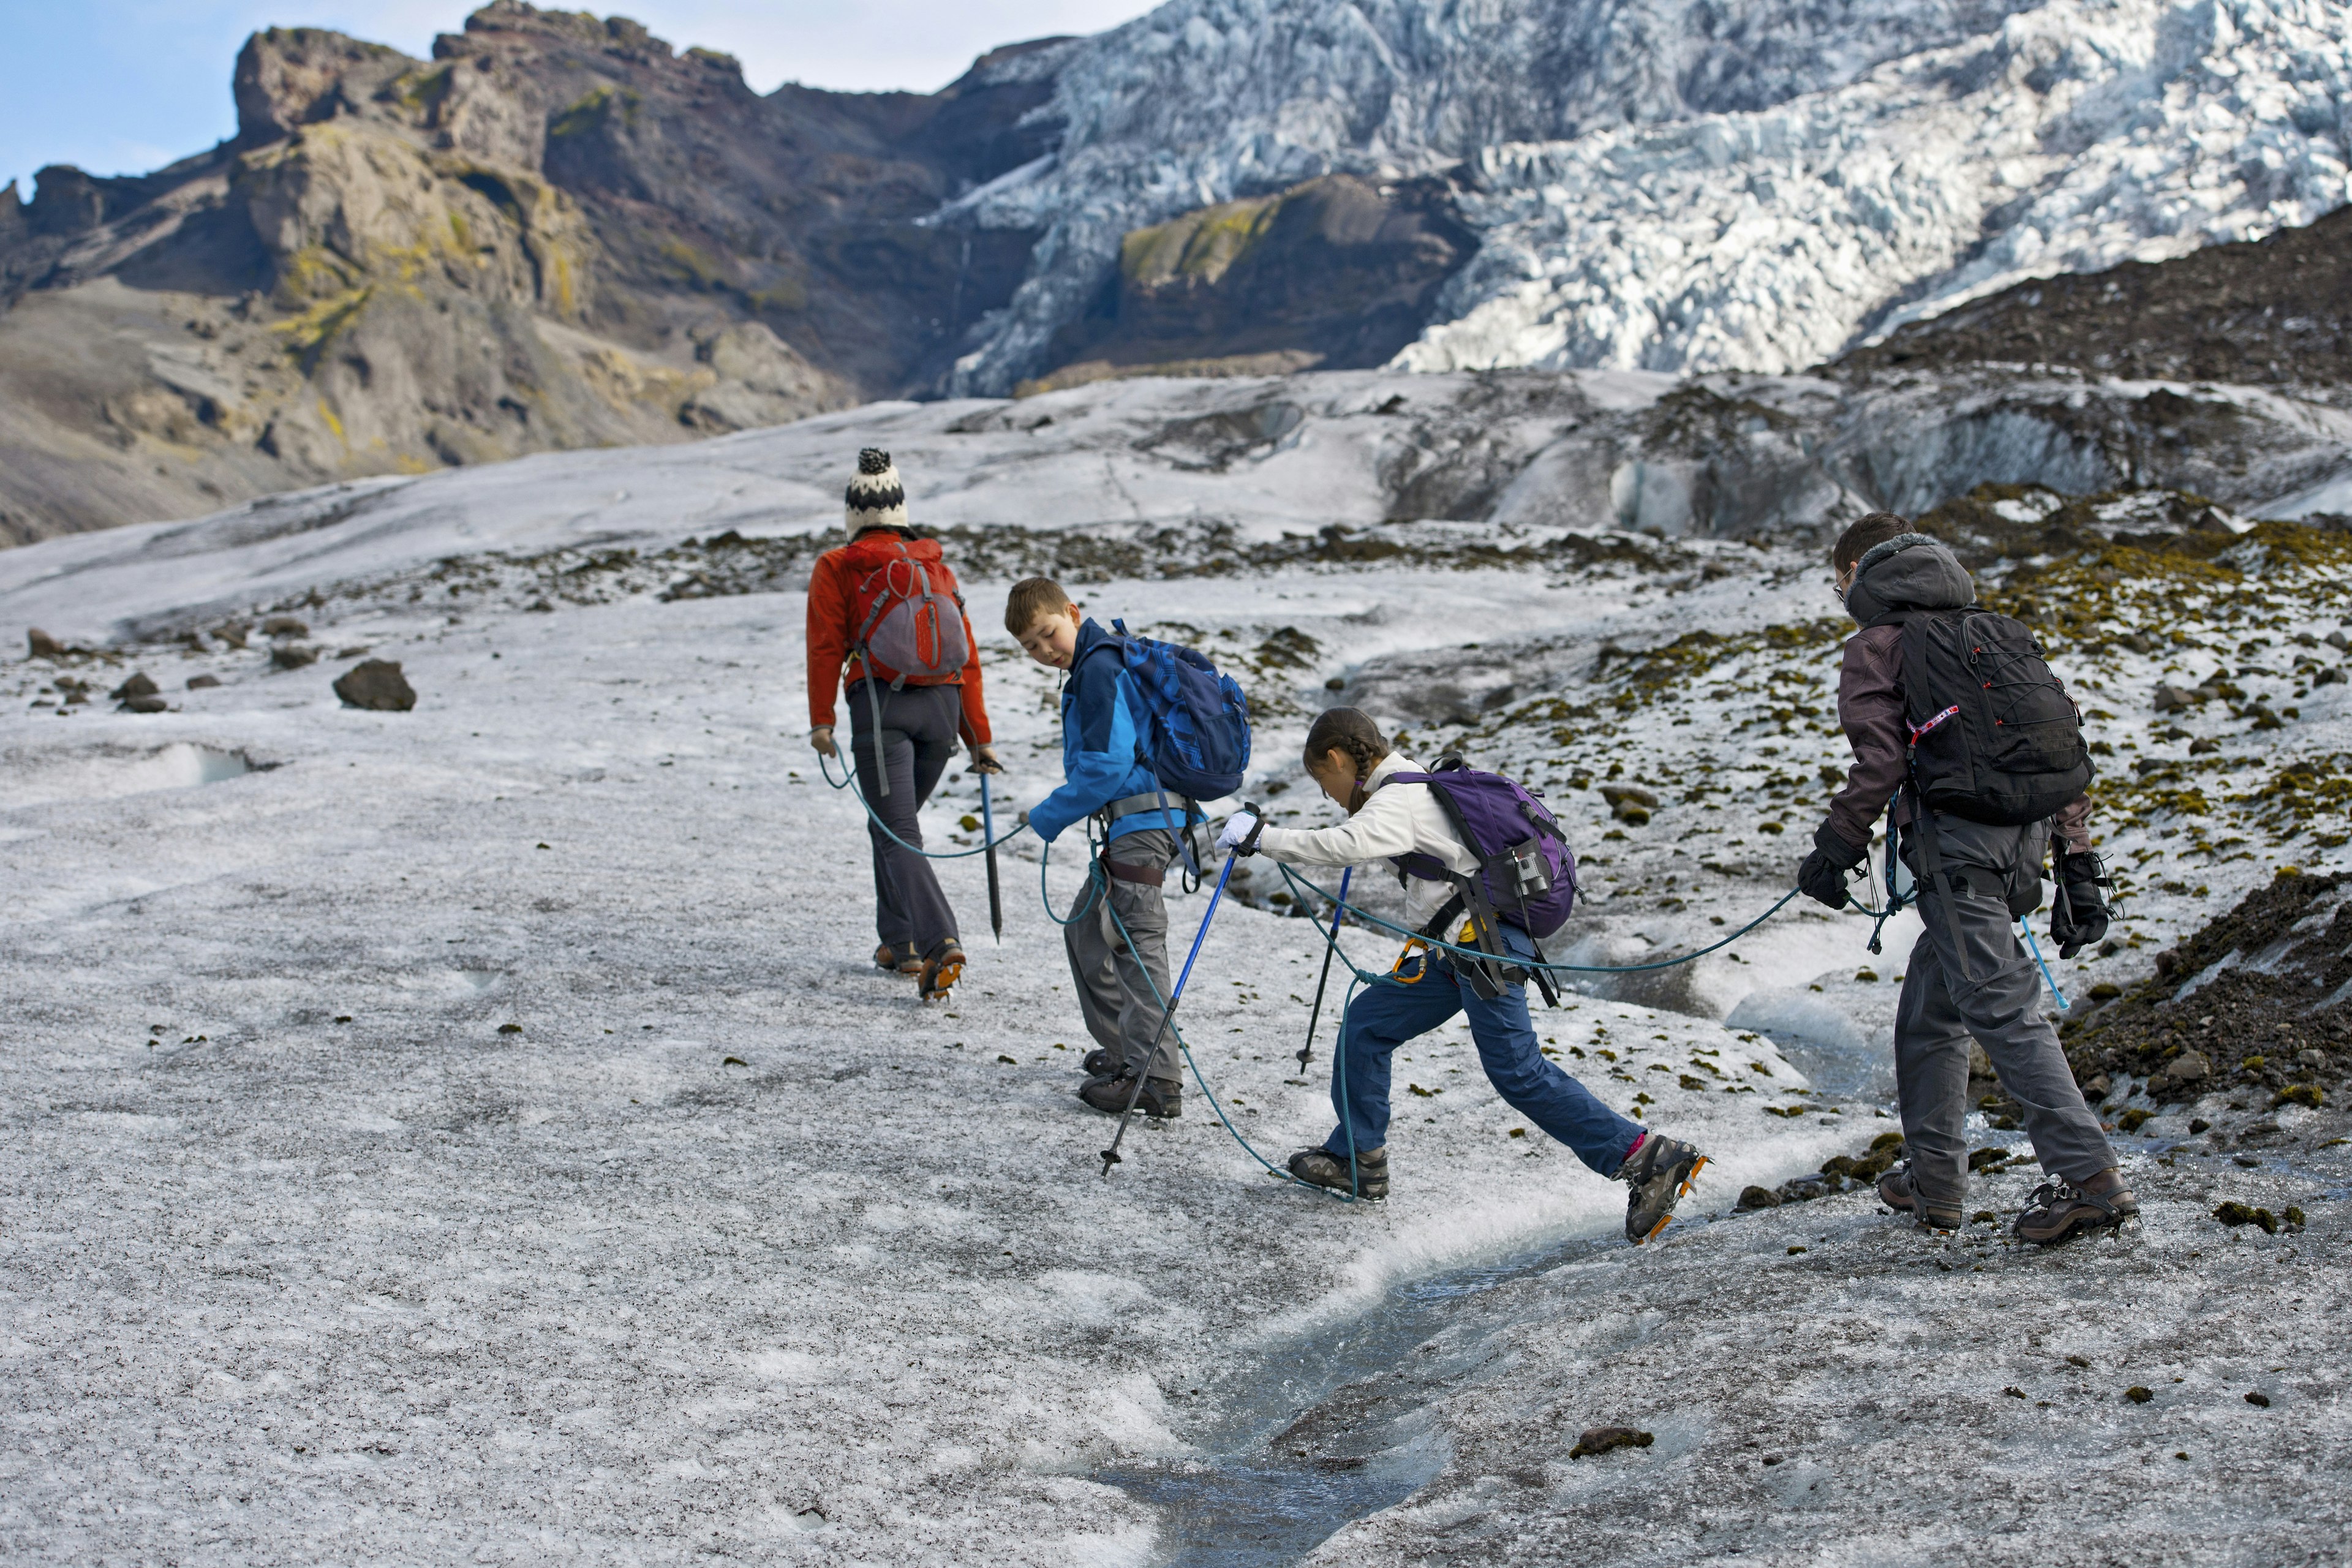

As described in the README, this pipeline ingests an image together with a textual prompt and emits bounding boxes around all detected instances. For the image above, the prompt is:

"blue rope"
[1270,861,1804,981]
[1037,837,1365,1201]
[818,749,1029,860]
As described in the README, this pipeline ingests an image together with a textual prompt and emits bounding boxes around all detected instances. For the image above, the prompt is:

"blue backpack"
[1081,619,1253,801]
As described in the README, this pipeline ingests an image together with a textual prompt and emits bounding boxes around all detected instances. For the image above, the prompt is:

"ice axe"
[1101,811,1250,1177]
[1297,866,1352,1071]
[980,772,1003,943]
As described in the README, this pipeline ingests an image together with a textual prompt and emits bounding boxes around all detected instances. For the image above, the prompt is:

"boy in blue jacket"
[1008,577,1191,1120]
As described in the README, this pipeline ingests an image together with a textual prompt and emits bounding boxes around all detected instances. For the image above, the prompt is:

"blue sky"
[1,0,1157,198]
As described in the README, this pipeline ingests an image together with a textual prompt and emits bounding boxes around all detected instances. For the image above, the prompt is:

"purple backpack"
[1389,756,1578,940]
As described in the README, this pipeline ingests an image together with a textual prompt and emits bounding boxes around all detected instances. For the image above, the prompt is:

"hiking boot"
[2013,1168,2139,1246]
[918,940,964,1003]
[1288,1144,1387,1200]
[1081,1047,1116,1077]
[1618,1133,1707,1245]
[1879,1162,1963,1231]
[873,942,922,975]
[1078,1072,1182,1120]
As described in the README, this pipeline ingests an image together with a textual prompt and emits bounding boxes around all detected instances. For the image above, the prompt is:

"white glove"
[1216,812,1261,854]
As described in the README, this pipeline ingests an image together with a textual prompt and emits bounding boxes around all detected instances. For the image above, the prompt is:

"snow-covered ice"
[4,387,2349,1562]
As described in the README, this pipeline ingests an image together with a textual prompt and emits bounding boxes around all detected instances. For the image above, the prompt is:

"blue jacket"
[1028,619,1188,846]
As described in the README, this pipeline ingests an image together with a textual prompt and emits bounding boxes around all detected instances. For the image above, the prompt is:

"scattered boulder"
[111,673,167,712]
[2162,1050,2210,1085]
[1569,1427,1654,1459]
[2151,683,2219,712]
[334,658,417,711]
[2126,1386,2154,1404]
[214,621,250,649]
[1600,783,1657,825]
[1735,1185,1782,1210]
[271,644,319,671]
[187,674,221,689]
[28,627,63,658]
[260,616,309,638]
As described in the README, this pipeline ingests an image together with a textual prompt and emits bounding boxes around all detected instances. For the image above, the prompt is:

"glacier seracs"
[942,0,2352,392]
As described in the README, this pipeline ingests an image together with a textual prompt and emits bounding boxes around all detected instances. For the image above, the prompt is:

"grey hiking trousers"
[1896,813,2116,1205]
[1065,828,1178,1084]
[846,679,962,958]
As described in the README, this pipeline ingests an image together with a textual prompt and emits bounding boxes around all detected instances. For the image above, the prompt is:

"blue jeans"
[1327,926,1644,1176]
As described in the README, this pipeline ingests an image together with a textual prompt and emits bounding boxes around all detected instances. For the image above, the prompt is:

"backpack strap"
[1406,774,1523,1001]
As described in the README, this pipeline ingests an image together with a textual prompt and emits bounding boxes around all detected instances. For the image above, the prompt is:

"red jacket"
[805,529,992,744]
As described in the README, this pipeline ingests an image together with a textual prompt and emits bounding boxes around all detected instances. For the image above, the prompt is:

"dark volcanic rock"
[1569,1427,1654,1459]
[187,674,222,689]
[334,658,417,710]
[1028,173,1476,391]
[27,628,62,658]
[111,673,157,702]
[271,644,319,671]
[1843,205,2352,388]
[2062,869,2352,1103]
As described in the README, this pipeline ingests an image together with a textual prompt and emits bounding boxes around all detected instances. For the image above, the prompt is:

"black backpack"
[1898,609,2094,826]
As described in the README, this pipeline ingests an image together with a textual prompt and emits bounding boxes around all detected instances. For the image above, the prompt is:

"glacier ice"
[942,0,2352,392]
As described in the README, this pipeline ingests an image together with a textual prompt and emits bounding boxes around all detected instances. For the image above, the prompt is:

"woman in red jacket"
[806,450,998,1001]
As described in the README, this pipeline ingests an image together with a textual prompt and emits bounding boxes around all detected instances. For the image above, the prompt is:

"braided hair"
[1303,706,1389,785]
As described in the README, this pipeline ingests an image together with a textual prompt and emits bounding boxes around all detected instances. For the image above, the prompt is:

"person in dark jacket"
[1800,512,2132,1245]
[1008,576,1193,1120]
[806,450,998,1001]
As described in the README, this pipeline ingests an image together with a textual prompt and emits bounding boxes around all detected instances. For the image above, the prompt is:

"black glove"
[2050,850,2111,959]
[1798,823,1869,910]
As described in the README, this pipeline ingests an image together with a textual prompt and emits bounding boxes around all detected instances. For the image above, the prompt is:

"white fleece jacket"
[1251,753,1474,928]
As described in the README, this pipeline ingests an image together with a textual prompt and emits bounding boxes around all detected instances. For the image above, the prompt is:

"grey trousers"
[1064,828,1178,1083]
[846,680,962,957]
[1896,814,2117,1205]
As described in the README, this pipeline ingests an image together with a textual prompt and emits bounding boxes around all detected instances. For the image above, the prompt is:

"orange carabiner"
[1390,938,1431,984]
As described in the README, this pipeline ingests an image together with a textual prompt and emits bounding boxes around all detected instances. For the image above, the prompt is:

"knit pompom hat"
[845,448,909,534]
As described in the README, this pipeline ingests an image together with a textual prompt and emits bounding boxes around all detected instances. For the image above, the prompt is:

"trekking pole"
[980,772,1003,943]
[1297,867,1352,1071]
[2018,920,2070,1011]
[1101,838,1244,1177]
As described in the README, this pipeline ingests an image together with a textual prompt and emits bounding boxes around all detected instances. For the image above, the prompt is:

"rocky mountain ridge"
[10,0,2352,548]
[0,2,1069,545]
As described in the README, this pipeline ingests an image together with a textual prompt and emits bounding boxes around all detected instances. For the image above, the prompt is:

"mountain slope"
[941,0,2352,391]
[0,3,1068,545]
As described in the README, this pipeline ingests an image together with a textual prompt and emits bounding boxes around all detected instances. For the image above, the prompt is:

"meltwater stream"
[1097,1226,1621,1567]
[1100,1028,1893,1564]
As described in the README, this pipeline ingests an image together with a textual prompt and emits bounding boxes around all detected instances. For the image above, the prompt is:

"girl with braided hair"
[1215,709,1706,1240]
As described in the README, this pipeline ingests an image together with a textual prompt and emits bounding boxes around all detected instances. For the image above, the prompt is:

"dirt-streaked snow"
[4,388,2348,1562]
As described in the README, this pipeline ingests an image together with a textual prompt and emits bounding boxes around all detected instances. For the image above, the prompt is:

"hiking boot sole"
[2017,1210,2138,1246]
[1634,1153,1708,1244]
